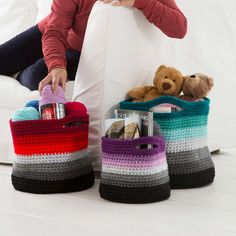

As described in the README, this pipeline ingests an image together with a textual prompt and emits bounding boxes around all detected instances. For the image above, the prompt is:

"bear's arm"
[128,86,154,100]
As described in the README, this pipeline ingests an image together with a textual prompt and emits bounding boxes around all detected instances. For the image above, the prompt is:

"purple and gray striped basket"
[99,136,171,203]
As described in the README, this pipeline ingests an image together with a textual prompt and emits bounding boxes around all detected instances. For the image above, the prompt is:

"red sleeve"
[133,0,187,39]
[42,0,78,72]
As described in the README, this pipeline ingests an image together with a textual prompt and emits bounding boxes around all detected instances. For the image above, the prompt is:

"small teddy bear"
[128,65,185,102]
[179,73,214,101]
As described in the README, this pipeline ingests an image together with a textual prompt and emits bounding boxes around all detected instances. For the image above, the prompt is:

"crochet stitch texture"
[120,96,215,189]
[99,136,171,203]
[10,103,94,194]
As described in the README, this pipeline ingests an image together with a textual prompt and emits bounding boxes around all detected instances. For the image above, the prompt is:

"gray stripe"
[101,170,169,188]
[168,157,214,175]
[13,158,90,173]
[12,165,93,181]
[166,147,211,164]
[15,150,88,164]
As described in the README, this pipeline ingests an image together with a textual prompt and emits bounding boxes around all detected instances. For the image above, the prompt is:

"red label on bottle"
[40,103,65,120]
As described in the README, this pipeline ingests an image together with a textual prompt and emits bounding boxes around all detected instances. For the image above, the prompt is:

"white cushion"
[0,75,40,109]
[0,75,74,109]
[0,0,38,44]
[73,1,236,171]
[36,0,53,22]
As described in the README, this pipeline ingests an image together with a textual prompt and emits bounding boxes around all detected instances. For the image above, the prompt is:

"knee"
[0,45,9,75]
[17,62,47,91]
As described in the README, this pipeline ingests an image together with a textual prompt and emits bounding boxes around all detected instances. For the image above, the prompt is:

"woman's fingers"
[113,0,135,7]
[51,75,59,94]
[38,68,67,94]
[111,1,123,6]
[99,0,113,3]
[99,0,135,7]
[38,75,51,95]
[61,78,66,91]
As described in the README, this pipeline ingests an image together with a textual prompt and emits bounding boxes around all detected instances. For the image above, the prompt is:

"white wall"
[175,0,236,149]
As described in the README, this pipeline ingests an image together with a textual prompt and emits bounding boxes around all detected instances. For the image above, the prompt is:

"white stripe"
[14,150,88,164]
[102,162,168,175]
[166,137,208,153]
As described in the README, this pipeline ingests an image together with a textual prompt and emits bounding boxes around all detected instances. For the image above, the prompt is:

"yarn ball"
[12,107,40,122]
[65,102,87,116]
[25,100,39,111]
[39,84,66,107]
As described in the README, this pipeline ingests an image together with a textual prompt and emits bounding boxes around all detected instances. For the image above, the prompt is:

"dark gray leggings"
[0,25,80,90]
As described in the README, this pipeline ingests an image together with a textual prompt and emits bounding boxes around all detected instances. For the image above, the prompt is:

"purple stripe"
[102,136,165,156]
[102,151,166,164]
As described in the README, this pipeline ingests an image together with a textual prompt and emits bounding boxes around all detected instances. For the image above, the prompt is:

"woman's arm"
[39,0,78,93]
[104,0,187,39]
[42,0,78,72]
[133,0,187,39]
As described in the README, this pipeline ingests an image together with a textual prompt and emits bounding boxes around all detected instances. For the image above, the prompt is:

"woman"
[0,0,187,93]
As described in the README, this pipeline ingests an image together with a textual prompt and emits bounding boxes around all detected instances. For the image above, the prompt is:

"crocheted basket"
[9,105,94,194]
[120,96,215,189]
[99,136,170,203]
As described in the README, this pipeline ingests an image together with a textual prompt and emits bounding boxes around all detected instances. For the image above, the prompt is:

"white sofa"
[1,0,236,171]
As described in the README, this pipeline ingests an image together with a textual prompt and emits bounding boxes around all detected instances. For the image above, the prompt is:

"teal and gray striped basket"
[120,96,215,189]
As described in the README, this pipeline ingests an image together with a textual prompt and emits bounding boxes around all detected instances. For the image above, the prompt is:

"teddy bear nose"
[162,82,171,90]
[190,75,196,78]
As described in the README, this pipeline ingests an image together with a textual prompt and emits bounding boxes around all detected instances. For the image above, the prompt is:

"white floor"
[0,150,236,236]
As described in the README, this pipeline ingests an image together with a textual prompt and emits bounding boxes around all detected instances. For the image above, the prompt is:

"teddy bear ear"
[156,65,167,74]
[207,77,214,89]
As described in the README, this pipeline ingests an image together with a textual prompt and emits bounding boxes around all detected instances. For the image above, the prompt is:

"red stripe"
[13,132,88,155]
[12,131,88,144]
[10,115,88,136]
[14,138,88,155]
[10,113,89,155]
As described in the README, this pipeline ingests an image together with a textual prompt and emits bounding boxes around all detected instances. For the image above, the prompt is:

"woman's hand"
[38,67,67,94]
[99,0,135,7]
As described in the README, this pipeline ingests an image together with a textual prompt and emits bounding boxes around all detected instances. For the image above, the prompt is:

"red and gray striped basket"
[9,102,94,194]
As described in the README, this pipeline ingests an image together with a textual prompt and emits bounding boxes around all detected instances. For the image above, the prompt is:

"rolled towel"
[39,84,66,107]
[12,107,40,122]
[25,100,39,111]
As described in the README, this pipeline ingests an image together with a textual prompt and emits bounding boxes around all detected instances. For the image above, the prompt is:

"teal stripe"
[119,96,210,141]
[154,115,208,130]
[120,96,210,117]
[161,126,207,141]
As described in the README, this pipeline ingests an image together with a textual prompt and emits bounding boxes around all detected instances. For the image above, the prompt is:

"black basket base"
[99,182,171,204]
[12,171,95,194]
[170,167,215,189]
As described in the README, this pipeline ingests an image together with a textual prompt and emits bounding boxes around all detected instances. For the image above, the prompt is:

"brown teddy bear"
[179,73,214,101]
[128,65,185,102]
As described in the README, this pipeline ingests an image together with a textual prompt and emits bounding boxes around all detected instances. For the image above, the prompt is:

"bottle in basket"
[40,103,65,120]
[39,85,66,120]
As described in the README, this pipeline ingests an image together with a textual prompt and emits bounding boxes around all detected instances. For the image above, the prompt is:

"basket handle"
[131,136,164,150]
[60,113,89,128]
[102,136,165,155]
[120,96,210,112]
